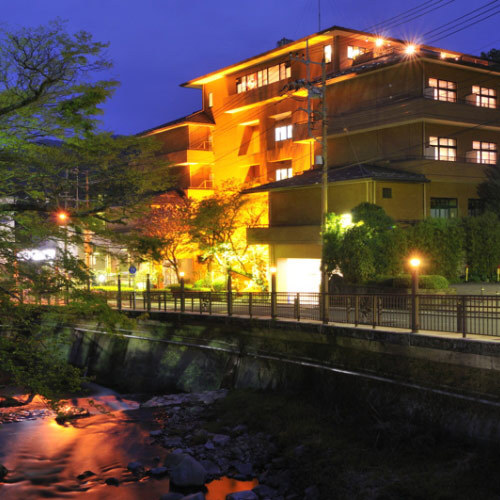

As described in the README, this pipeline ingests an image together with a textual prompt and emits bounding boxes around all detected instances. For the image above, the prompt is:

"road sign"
[129,266,137,275]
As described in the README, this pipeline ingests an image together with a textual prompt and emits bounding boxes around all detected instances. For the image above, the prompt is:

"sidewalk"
[452,283,500,295]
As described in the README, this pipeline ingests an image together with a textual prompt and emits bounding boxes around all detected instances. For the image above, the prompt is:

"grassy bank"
[206,389,500,499]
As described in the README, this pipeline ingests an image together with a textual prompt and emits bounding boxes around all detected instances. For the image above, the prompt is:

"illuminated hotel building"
[142,26,500,292]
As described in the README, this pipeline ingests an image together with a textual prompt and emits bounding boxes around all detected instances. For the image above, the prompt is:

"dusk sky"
[4,0,500,135]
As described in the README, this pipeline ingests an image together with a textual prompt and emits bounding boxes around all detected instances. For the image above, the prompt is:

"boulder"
[0,464,8,481]
[151,466,168,477]
[77,470,95,481]
[105,477,119,486]
[160,493,184,500]
[226,491,258,500]
[200,459,221,476]
[252,484,277,498]
[212,434,231,446]
[304,485,320,499]
[182,493,205,500]
[150,430,163,437]
[169,454,206,487]
[127,461,144,474]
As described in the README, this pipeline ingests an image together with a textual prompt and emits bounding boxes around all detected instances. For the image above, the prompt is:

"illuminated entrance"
[276,258,321,293]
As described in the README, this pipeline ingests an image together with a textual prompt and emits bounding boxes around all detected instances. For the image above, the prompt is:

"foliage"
[406,218,464,280]
[392,274,449,289]
[462,212,500,281]
[0,21,170,404]
[324,204,401,282]
[189,182,268,288]
[128,193,194,281]
[480,48,500,62]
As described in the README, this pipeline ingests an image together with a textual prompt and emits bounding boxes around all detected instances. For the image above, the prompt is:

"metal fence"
[92,289,500,338]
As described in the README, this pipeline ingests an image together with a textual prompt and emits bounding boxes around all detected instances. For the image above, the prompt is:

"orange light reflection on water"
[206,477,258,500]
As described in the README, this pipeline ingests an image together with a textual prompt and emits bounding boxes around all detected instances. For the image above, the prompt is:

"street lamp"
[409,256,421,332]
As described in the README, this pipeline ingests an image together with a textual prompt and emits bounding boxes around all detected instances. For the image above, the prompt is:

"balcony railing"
[189,140,212,151]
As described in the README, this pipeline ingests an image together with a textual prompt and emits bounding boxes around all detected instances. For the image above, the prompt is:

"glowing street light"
[56,211,69,224]
[409,257,421,269]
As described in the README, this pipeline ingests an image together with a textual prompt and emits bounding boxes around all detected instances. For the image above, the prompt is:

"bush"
[392,274,449,289]
[92,285,134,292]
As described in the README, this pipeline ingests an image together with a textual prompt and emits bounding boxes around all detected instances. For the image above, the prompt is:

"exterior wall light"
[405,44,417,55]
[340,213,353,228]
[375,38,384,47]
[270,266,277,274]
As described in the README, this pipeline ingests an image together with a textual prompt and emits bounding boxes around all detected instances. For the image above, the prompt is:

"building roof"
[243,164,429,194]
[138,110,215,136]
[181,25,494,89]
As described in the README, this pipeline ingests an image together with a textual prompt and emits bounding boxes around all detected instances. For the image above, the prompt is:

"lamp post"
[409,257,421,333]
[57,210,70,305]
[179,271,185,313]
[270,266,277,320]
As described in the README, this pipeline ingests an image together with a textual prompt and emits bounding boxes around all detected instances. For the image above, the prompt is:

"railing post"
[353,295,358,325]
[372,295,377,328]
[208,291,212,315]
[322,292,328,324]
[270,271,277,320]
[132,290,136,310]
[295,292,300,321]
[249,292,253,319]
[199,292,203,314]
[117,275,122,311]
[146,274,151,312]
[457,296,467,338]
[227,272,233,316]
[180,275,185,313]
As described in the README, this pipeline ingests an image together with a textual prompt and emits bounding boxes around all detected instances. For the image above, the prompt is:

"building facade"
[143,26,500,291]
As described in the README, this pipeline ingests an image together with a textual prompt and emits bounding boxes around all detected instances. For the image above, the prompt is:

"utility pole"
[289,42,329,322]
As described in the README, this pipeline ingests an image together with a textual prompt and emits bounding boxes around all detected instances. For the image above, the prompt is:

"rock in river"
[226,491,258,500]
[166,453,207,487]
[0,464,8,481]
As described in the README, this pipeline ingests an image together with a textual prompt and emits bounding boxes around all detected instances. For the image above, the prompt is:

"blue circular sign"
[129,266,137,275]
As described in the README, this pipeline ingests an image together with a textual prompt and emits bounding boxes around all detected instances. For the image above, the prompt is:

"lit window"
[382,187,392,199]
[324,45,332,63]
[468,199,484,217]
[275,124,293,142]
[431,198,458,218]
[247,73,257,90]
[276,167,293,181]
[208,92,213,107]
[428,78,456,103]
[429,136,456,161]
[472,85,496,108]
[473,141,497,164]
[347,45,367,59]
[237,62,290,93]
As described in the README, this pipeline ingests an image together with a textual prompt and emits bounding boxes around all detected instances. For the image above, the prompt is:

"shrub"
[392,274,449,289]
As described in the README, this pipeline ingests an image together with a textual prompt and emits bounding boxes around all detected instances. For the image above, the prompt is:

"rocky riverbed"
[0,387,316,500]
[141,390,319,500]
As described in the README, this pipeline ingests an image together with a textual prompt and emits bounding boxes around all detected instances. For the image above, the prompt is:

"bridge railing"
[19,289,500,338]
[98,289,500,338]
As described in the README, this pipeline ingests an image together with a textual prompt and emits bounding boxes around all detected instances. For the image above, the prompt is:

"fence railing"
[85,289,500,338]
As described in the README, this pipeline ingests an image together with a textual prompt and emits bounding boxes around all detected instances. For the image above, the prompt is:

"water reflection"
[0,386,258,499]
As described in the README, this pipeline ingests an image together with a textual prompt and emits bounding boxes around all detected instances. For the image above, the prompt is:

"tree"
[130,193,195,281]
[406,218,464,280]
[0,21,171,404]
[189,182,268,287]
[462,212,500,280]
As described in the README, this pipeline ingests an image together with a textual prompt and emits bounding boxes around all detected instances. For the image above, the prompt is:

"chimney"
[277,37,293,47]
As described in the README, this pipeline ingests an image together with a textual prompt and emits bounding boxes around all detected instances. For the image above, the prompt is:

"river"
[0,385,257,499]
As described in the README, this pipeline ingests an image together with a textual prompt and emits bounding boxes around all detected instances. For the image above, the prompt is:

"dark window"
[431,198,458,218]
[468,199,485,217]
[382,188,392,199]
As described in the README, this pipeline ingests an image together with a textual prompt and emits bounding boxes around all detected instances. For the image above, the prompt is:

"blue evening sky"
[3,0,499,134]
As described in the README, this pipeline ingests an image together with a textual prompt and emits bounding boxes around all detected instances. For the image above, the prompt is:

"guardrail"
[86,289,500,338]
